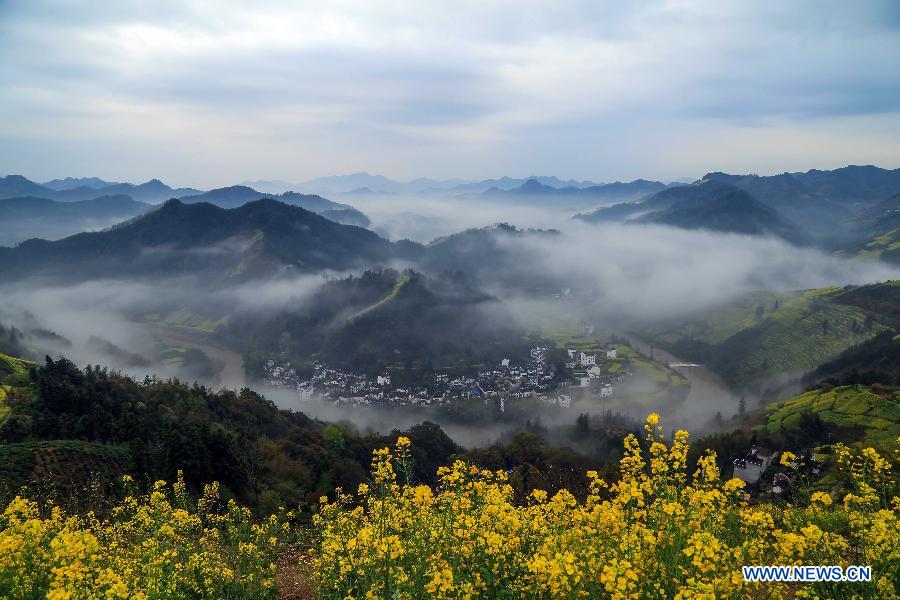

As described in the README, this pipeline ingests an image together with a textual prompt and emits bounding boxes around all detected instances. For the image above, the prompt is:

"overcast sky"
[2,0,899,188]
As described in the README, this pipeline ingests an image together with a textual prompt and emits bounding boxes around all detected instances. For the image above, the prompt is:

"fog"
[2,196,898,444]
[340,191,590,242]
[494,221,900,322]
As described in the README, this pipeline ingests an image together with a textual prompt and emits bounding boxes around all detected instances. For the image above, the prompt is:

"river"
[622,334,740,430]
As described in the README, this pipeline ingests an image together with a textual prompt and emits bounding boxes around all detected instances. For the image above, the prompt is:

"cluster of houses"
[262,345,565,411]
[731,446,827,497]
[563,347,627,398]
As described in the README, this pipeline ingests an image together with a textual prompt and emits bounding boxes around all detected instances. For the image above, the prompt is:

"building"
[376,375,391,386]
[772,473,793,495]
[606,348,618,359]
[580,353,596,366]
[732,446,774,484]
[557,394,571,408]
[599,385,613,397]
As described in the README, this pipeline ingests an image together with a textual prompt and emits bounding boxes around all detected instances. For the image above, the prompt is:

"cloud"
[1,1,899,185]
[490,221,900,322]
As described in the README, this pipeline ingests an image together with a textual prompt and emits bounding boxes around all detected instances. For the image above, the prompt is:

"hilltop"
[236,268,527,379]
[0,195,153,246]
[180,186,371,226]
[0,174,200,203]
[576,180,803,241]
[640,284,897,391]
[0,199,408,281]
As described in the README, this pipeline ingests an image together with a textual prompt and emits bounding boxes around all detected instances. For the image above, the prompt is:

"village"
[262,344,632,413]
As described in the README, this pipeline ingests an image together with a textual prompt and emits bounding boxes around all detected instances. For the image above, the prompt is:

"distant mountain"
[180,186,371,226]
[0,195,153,246]
[0,199,409,282]
[702,165,900,244]
[576,180,803,241]
[43,177,121,191]
[484,178,670,207]
[849,193,900,237]
[452,176,598,195]
[299,173,404,195]
[0,175,200,203]
[0,175,52,198]
[422,223,562,290]
[239,179,294,195]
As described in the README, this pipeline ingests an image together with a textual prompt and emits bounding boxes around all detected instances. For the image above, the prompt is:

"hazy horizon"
[2,1,900,189]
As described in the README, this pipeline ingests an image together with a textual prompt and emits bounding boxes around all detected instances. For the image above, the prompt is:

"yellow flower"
[780,451,797,467]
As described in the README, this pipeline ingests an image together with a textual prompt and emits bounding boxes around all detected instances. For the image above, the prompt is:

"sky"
[1,0,900,188]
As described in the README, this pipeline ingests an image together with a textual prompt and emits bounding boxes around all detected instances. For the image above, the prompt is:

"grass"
[765,384,900,447]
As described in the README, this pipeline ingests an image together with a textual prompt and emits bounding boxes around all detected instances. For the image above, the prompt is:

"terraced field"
[145,308,229,333]
[642,288,887,389]
[0,353,32,378]
[764,384,900,447]
[0,440,134,505]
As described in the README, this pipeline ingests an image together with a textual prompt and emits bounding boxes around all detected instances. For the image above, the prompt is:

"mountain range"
[482,178,675,208]
[575,180,804,241]
[179,186,371,226]
[0,175,201,203]
[0,195,153,246]
[0,199,408,282]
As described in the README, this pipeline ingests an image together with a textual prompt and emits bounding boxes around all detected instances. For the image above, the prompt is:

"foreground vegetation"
[0,474,288,599]
[314,416,899,599]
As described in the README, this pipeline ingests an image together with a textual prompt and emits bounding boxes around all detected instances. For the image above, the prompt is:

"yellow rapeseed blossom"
[312,414,900,599]
[0,474,287,599]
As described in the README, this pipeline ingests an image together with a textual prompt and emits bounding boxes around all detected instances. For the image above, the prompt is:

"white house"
[557,394,571,408]
[587,365,604,377]
[732,446,774,484]
[600,385,613,397]
[376,375,391,386]
[572,376,591,388]
[501,358,510,367]
[580,353,596,366]
[606,348,617,359]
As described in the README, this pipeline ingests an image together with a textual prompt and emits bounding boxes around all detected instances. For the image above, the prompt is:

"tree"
[323,425,345,453]
[575,413,589,438]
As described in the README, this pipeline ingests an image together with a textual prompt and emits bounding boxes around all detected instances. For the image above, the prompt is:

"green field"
[145,309,230,333]
[641,288,886,388]
[835,228,900,264]
[764,385,900,447]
